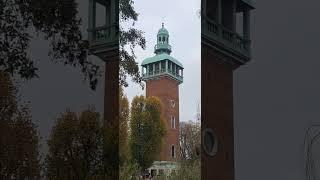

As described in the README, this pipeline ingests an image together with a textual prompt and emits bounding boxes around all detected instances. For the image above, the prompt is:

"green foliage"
[45,107,104,179]
[164,159,201,180]
[119,161,140,180]
[129,96,166,170]
[45,87,132,178]
[0,71,41,179]
[120,0,146,88]
[102,119,119,177]
[43,92,201,179]
[119,86,130,165]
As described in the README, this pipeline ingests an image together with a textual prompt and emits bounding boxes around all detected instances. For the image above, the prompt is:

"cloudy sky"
[16,0,320,179]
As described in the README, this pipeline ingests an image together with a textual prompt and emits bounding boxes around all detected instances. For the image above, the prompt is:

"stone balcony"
[87,24,119,59]
[154,44,172,52]
[202,16,251,62]
[142,68,183,84]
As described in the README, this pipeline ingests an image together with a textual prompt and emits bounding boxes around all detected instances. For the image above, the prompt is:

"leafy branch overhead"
[0,0,145,90]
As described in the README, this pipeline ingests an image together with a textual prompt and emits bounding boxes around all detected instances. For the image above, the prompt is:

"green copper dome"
[158,23,169,35]
[154,23,171,55]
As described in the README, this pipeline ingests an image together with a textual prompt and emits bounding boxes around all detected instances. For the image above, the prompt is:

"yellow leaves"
[145,96,163,112]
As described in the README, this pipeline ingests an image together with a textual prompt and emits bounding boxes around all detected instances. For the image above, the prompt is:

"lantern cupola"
[155,23,171,55]
[142,23,183,84]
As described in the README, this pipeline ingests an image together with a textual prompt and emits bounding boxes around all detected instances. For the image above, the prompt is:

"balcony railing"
[154,44,172,51]
[88,24,118,44]
[202,17,251,58]
[142,68,183,82]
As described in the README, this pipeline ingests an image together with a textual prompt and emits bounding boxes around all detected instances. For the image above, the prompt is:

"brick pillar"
[104,55,119,179]
[201,46,238,180]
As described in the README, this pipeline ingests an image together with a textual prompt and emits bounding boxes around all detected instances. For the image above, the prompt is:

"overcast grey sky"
[16,0,320,179]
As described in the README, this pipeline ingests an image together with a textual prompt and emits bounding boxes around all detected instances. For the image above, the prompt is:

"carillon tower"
[142,23,184,174]
[201,0,255,180]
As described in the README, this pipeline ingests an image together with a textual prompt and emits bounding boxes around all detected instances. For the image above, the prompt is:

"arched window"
[162,36,165,42]
[159,37,161,42]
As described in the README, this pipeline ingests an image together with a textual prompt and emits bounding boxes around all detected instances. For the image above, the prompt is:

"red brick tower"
[142,23,184,163]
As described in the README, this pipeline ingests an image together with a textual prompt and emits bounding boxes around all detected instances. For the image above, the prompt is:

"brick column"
[104,55,119,179]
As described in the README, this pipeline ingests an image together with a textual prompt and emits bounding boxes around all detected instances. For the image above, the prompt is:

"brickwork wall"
[201,45,236,180]
[146,75,180,161]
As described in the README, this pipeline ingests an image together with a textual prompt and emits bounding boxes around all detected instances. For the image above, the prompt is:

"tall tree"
[45,107,104,179]
[0,71,41,179]
[129,96,166,170]
[0,0,145,89]
[119,86,130,165]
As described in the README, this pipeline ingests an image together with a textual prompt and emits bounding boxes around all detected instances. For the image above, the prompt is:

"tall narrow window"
[171,116,175,129]
[171,145,175,158]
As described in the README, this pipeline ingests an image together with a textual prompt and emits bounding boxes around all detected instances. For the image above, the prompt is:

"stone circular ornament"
[202,128,218,156]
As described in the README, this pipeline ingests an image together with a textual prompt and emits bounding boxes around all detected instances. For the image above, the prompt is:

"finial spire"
[162,22,164,28]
